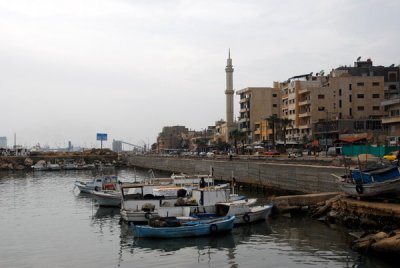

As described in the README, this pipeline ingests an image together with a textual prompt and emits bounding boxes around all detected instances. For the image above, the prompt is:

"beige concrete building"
[156,126,189,152]
[382,98,400,140]
[281,65,387,143]
[236,86,281,143]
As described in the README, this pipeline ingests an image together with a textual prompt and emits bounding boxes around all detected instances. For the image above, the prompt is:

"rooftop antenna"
[357,56,361,62]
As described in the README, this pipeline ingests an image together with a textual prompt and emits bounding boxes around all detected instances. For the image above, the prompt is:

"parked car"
[288,149,302,158]
[264,150,280,156]
[383,151,399,161]
[206,152,215,158]
[199,152,206,157]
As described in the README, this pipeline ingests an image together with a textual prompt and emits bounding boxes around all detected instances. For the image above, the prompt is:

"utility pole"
[325,111,329,155]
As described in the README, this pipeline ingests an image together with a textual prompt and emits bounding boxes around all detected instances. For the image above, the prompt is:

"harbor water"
[0,168,396,268]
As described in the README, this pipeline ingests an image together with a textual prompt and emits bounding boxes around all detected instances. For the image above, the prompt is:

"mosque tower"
[225,49,234,124]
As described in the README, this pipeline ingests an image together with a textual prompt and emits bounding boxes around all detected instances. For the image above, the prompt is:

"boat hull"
[232,205,272,225]
[121,210,158,223]
[92,191,121,207]
[132,216,235,238]
[340,177,400,197]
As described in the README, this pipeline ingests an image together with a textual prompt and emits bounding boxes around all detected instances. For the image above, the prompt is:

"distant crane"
[120,141,145,152]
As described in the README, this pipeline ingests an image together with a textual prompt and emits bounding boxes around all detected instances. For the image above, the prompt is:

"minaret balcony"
[238,117,250,123]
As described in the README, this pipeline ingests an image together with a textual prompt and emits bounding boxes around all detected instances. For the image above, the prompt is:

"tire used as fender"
[209,224,218,233]
[145,212,153,220]
[242,213,251,223]
[356,184,363,194]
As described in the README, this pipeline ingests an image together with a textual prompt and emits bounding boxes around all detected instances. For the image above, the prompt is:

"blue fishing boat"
[131,215,235,238]
[334,161,400,197]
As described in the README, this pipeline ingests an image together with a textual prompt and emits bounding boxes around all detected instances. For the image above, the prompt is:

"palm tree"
[280,117,293,148]
[266,114,280,149]
[229,129,247,154]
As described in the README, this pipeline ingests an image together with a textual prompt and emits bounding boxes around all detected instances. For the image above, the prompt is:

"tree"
[280,117,293,148]
[229,129,247,154]
[194,137,208,154]
[266,114,280,149]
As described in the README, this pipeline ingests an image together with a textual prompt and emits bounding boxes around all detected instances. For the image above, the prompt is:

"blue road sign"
[96,133,108,141]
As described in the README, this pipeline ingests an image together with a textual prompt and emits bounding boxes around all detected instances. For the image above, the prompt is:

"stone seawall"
[125,155,344,194]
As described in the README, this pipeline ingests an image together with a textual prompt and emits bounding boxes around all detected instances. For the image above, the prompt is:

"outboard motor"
[177,188,187,198]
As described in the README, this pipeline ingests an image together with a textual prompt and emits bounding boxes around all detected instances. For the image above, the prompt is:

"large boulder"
[24,158,34,167]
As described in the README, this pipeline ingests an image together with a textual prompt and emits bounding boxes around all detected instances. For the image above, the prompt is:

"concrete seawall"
[125,155,345,193]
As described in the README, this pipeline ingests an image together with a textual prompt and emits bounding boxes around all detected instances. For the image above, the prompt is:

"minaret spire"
[225,50,234,125]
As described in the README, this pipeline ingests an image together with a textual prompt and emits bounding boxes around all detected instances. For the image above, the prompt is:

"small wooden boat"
[333,161,400,197]
[131,215,235,238]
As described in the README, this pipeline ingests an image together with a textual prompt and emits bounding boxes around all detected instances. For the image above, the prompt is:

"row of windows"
[318,93,380,99]
[318,106,380,112]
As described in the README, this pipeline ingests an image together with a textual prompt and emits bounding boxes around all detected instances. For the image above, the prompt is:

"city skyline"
[1,0,399,148]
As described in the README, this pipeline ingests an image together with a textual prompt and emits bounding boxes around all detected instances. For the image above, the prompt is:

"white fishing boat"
[47,163,61,171]
[92,190,122,207]
[31,161,48,171]
[120,183,181,222]
[215,202,272,225]
[74,175,119,194]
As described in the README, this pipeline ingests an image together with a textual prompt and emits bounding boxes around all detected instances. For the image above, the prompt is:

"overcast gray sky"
[1,0,399,149]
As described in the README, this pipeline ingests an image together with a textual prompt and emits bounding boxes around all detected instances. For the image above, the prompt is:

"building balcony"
[282,94,288,99]
[382,116,400,124]
[299,112,311,118]
[299,88,310,94]
[299,100,311,106]
[254,129,261,135]
[239,98,250,104]
[298,125,311,130]
[240,128,250,132]
[239,107,250,112]
[238,117,250,123]
[281,104,288,110]
[381,98,400,106]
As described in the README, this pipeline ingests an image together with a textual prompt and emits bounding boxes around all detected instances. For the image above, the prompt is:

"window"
[357,106,364,111]
[318,94,325,99]
[349,95,352,102]
[357,82,364,86]
[339,89,342,96]
[373,106,380,111]
[389,85,397,90]
[349,84,352,91]
[349,108,352,116]
[389,73,397,82]
[357,94,364,98]
[272,94,277,97]
[391,110,400,116]
[339,100,342,108]
[372,82,380,86]
[273,104,277,107]
[318,106,325,111]
[372,94,380,98]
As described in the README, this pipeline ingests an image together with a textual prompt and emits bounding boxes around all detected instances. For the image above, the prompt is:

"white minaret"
[225,49,234,124]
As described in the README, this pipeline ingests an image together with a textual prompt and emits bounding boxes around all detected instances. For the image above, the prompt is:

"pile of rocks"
[352,230,400,254]
[310,195,400,255]
[0,157,33,170]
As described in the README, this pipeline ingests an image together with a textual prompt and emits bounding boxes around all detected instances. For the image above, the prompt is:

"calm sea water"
[0,168,396,268]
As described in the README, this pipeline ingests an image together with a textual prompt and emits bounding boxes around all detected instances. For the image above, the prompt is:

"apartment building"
[236,86,281,143]
[281,75,328,142]
[156,126,189,151]
[279,63,387,143]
